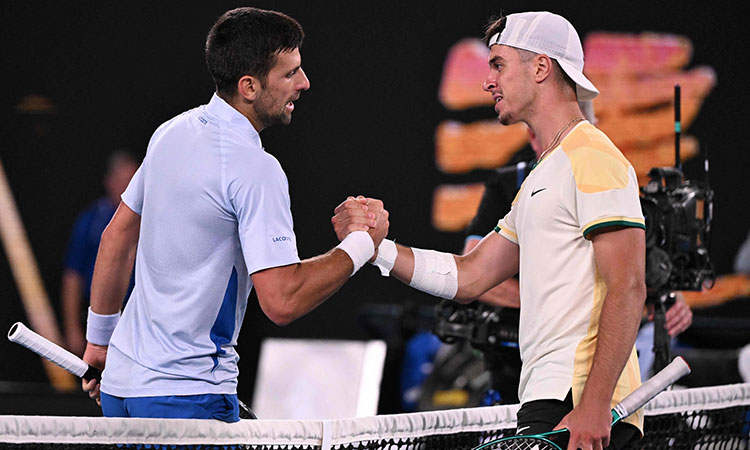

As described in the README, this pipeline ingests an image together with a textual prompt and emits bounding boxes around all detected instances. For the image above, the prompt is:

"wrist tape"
[336,231,375,276]
[371,239,397,276]
[409,248,458,299]
[86,307,121,346]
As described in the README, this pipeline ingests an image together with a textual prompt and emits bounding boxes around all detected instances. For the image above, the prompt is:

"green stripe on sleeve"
[583,220,646,238]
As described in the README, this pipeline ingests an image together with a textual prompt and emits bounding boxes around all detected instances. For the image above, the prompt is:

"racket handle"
[613,356,690,420]
[8,322,101,381]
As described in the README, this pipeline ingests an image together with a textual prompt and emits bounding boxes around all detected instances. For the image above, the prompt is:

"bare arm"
[557,227,646,450]
[82,202,140,403]
[463,237,520,308]
[330,197,518,302]
[89,203,140,315]
[60,270,86,356]
[254,198,389,326]
[388,231,519,303]
[252,250,358,325]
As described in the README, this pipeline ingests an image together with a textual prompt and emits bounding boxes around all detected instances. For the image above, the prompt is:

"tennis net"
[0,383,748,449]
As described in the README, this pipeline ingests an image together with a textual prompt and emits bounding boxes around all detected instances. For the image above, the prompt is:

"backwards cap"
[488,11,598,101]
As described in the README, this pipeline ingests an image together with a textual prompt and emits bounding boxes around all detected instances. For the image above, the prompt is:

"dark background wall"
[1,2,748,412]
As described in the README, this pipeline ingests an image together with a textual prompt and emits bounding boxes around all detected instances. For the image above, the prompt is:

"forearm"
[273,250,355,324]
[254,230,376,326]
[388,243,416,284]
[386,235,517,302]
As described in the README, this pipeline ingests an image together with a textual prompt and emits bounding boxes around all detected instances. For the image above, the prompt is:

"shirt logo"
[531,188,547,197]
[197,116,208,125]
[272,236,292,243]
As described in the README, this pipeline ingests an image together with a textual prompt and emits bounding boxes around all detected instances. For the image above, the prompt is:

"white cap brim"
[557,59,599,101]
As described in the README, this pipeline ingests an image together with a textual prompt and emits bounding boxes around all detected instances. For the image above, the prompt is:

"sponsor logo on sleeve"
[272,236,292,243]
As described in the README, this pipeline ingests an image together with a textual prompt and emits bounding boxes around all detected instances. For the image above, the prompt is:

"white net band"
[1,383,748,449]
[0,404,518,447]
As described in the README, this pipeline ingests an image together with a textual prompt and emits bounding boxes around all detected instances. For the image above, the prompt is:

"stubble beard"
[256,92,292,128]
[498,110,514,126]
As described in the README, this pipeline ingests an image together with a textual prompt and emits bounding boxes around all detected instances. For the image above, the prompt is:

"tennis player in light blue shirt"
[82,7,388,421]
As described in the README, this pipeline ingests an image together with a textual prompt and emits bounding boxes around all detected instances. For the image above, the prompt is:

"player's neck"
[527,102,584,158]
[220,92,265,133]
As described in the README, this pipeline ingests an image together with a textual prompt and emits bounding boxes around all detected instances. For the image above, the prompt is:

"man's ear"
[237,75,260,101]
[533,54,553,83]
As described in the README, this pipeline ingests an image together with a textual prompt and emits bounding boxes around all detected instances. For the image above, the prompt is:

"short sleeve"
[494,182,521,244]
[121,164,145,215]
[568,149,645,238]
[228,154,300,275]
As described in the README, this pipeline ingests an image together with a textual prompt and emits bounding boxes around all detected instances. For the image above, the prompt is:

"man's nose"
[298,68,310,91]
[482,77,496,92]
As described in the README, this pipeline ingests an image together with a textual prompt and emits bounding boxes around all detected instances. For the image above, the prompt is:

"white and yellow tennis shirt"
[495,121,645,431]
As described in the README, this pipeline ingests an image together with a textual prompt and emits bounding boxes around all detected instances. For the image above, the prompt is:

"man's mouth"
[286,96,300,112]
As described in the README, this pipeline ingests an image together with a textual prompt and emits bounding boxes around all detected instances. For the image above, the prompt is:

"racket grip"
[8,322,101,381]
[614,356,690,420]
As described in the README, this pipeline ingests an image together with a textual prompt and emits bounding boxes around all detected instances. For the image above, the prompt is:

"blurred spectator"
[60,151,138,356]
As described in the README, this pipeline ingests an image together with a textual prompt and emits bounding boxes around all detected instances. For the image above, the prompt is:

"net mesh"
[0,383,748,450]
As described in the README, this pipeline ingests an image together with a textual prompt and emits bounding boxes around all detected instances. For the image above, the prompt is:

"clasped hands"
[331,196,389,259]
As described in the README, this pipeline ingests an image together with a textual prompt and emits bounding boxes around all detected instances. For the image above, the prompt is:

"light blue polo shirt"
[101,94,300,398]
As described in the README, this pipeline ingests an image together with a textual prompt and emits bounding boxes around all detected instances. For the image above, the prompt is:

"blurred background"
[1,1,749,417]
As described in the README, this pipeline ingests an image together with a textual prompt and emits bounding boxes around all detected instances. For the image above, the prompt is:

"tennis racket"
[8,321,101,381]
[8,321,259,419]
[472,356,691,450]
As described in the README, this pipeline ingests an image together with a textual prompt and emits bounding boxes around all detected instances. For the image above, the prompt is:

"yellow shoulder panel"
[562,124,632,194]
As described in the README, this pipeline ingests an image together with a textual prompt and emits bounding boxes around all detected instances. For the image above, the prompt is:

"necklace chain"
[537,117,585,163]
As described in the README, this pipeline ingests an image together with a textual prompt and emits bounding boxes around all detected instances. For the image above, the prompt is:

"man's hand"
[555,400,612,450]
[332,196,389,247]
[332,196,375,241]
[81,342,108,405]
[365,198,389,249]
[648,292,693,337]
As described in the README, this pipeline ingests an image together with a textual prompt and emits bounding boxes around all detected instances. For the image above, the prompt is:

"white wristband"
[408,248,458,299]
[371,239,397,276]
[336,231,375,276]
[86,307,121,346]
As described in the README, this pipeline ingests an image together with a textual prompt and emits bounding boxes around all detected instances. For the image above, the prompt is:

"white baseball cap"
[488,11,599,101]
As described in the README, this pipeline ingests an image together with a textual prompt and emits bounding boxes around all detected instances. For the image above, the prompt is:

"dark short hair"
[205,7,304,98]
[483,15,506,46]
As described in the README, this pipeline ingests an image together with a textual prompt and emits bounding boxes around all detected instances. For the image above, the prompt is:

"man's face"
[482,45,535,126]
[255,47,310,128]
